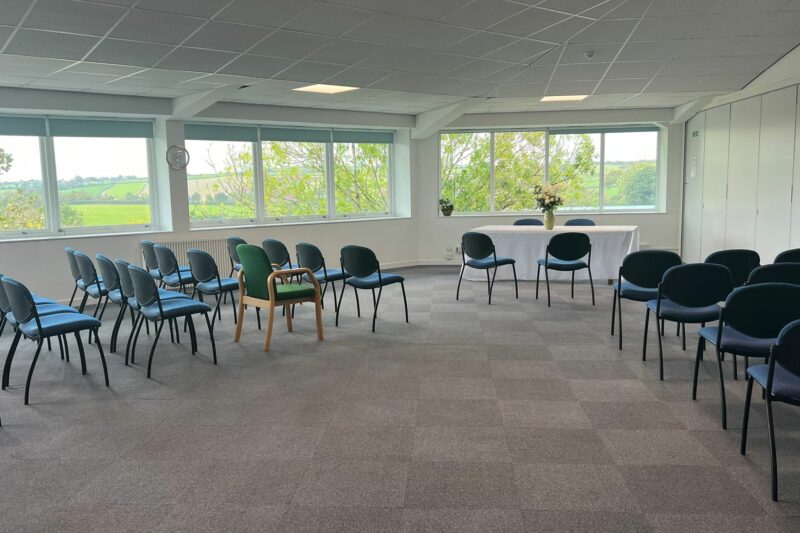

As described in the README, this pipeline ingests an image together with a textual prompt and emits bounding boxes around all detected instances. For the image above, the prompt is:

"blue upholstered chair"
[154,244,196,294]
[612,250,682,350]
[127,265,216,378]
[513,218,543,226]
[0,273,58,338]
[644,263,732,381]
[227,237,246,277]
[74,252,109,324]
[774,248,800,263]
[564,218,595,226]
[140,240,163,282]
[65,247,92,307]
[96,254,127,353]
[458,232,518,305]
[296,242,349,309]
[747,263,800,285]
[705,249,760,287]
[741,319,800,501]
[336,245,408,332]
[695,283,800,429]
[1,277,107,405]
[188,249,238,329]
[536,232,594,307]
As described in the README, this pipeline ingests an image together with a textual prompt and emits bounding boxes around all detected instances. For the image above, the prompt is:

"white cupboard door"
[682,113,705,262]
[726,97,761,250]
[700,105,731,260]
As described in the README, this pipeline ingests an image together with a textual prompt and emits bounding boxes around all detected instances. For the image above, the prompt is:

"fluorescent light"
[540,95,589,102]
[293,84,359,94]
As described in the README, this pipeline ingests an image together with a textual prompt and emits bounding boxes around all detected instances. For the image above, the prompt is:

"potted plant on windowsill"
[439,198,454,217]
[533,183,563,229]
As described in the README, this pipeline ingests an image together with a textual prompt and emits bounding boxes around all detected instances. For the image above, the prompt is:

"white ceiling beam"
[672,96,715,124]
[171,85,242,119]
[0,86,172,116]
[412,99,482,139]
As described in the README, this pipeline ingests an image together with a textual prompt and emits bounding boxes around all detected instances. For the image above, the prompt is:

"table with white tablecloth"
[463,225,640,281]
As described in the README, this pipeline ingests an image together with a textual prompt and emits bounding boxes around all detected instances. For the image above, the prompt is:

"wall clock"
[166,145,190,170]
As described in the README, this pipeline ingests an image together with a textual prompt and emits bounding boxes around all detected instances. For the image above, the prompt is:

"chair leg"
[94,329,109,387]
[230,292,237,325]
[716,346,728,429]
[130,314,146,366]
[285,304,293,332]
[63,335,70,362]
[315,295,324,341]
[511,263,518,299]
[571,271,575,298]
[110,304,126,353]
[536,264,541,300]
[692,336,704,400]
[329,280,337,311]
[186,316,197,354]
[733,351,738,381]
[24,339,44,405]
[256,307,261,330]
[611,289,617,336]
[587,267,595,306]
[488,267,498,305]
[3,330,22,389]
[401,282,409,323]
[456,264,465,301]
[354,288,361,317]
[47,336,52,352]
[78,292,88,313]
[264,303,275,352]
[0,315,5,337]
[642,307,650,362]
[371,286,383,333]
[204,312,217,364]
[336,282,347,327]
[74,331,88,375]
[544,266,551,307]
[741,376,754,455]
[766,396,779,501]
[618,296,623,350]
[69,284,78,307]
[656,317,665,381]
[146,320,165,379]
[681,322,686,351]
[125,314,140,365]
[211,294,222,331]
[485,269,491,303]
[235,298,245,342]
[58,334,64,360]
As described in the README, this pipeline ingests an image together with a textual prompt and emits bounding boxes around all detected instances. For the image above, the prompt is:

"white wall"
[681,85,800,264]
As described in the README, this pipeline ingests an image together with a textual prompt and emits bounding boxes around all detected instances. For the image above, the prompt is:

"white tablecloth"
[463,225,640,281]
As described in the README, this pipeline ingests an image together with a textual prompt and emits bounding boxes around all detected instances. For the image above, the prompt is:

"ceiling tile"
[135,0,232,17]
[709,55,779,75]
[156,47,238,72]
[488,7,568,38]
[445,32,517,58]
[185,21,272,52]
[537,0,610,15]
[87,38,173,67]
[643,76,700,92]
[717,0,787,12]
[63,62,144,76]
[0,54,75,76]
[647,0,718,17]
[272,60,344,82]
[0,25,13,45]
[402,23,475,51]
[673,35,799,58]
[307,39,384,64]
[529,16,594,44]
[361,47,471,75]
[324,66,391,86]
[570,19,637,44]
[631,17,703,41]
[602,0,649,19]
[220,54,295,77]
[440,0,528,31]
[545,79,596,95]
[110,9,205,45]
[217,0,312,28]
[594,78,649,94]
[343,13,426,45]
[445,59,517,80]
[693,13,774,38]
[370,72,468,94]
[496,82,546,97]
[694,73,754,91]
[485,40,553,62]
[0,0,33,26]
[324,0,467,21]
[560,42,622,64]
[550,62,609,81]
[451,80,499,97]
[605,60,663,78]
[24,0,126,36]
[618,40,680,61]
[507,64,555,83]
[5,29,97,60]
[660,57,720,77]
[486,64,530,82]
[250,30,331,60]
[284,1,372,36]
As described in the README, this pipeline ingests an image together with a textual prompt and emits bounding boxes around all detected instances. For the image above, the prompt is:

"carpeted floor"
[1,266,799,532]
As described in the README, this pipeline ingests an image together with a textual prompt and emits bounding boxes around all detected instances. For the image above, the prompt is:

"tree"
[0,188,45,230]
[0,147,12,174]
[262,141,326,216]
[333,143,389,214]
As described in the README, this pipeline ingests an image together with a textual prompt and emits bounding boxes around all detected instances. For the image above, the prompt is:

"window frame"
[437,126,662,217]
[0,115,158,239]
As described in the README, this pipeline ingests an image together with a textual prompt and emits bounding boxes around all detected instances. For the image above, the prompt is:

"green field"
[188,203,253,220]
[65,203,151,227]
[104,181,147,199]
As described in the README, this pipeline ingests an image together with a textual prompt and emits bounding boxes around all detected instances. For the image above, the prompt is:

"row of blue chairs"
[513,218,596,226]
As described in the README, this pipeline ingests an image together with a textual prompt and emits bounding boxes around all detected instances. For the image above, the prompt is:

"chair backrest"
[237,244,274,300]
[705,249,760,287]
[115,259,135,300]
[96,254,120,293]
[775,248,800,264]
[140,240,158,270]
[774,319,800,378]
[65,247,82,282]
[187,249,219,284]
[296,242,325,273]
[620,250,682,289]
[74,251,100,286]
[513,218,543,226]
[262,238,291,268]
[153,244,179,276]
[0,275,11,314]
[660,263,733,308]
[128,264,159,307]
[723,283,800,339]
[565,218,595,226]
[547,232,590,261]
[747,263,800,286]
[461,232,494,260]
[341,245,379,278]
[1,277,37,325]
[227,237,246,266]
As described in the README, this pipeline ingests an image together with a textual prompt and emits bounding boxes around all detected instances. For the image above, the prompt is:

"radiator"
[157,238,231,272]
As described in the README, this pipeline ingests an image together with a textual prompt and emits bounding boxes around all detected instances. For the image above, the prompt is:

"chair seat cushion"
[698,326,776,357]
[538,258,587,271]
[748,363,800,403]
[19,312,101,338]
[646,299,721,323]
[233,263,242,271]
[614,281,657,301]
[126,290,189,310]
[305,267,348,283]
[5,304,77,327]
[140,298,211,320]
[346,272,404,289]
[148,268,163,280]
[32,295,55,305]
[85,282,108,298]
[108,289,124,304]
[162,272,196,287]
[196,278,238,294]
[466,256,515,269]
[275,284,316,301]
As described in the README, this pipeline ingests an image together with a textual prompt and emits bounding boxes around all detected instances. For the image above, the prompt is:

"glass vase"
[544,210,555,230]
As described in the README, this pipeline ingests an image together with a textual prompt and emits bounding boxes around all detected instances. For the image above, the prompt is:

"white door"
[756,86,797,262]
[700,105,731,260]
[725,97,761,249]
[682,113,705,262]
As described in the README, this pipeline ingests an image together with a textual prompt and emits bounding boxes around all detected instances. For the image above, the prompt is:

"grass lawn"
[189,203,253,221]
[104,181,147,199]
[64,203,150,227]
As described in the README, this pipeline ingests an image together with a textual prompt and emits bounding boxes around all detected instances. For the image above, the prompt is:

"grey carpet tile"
[0,266,798,530]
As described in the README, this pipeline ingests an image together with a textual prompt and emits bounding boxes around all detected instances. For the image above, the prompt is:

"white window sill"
[189,215,409,232]
[0,227,171,243]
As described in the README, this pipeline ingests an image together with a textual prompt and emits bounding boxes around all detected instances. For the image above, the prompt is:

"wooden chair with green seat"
[234,244,323,351]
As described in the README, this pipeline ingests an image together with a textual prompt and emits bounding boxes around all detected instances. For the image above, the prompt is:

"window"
[0,116,155,237]
[438,127,660,214]
[185,124,394,227]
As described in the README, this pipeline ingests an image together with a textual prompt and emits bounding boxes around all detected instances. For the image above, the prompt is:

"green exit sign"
[691,130,699,137]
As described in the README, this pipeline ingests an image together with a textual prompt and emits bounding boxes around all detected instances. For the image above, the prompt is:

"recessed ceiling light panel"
[293,84,359,94]
[540,95,589,102]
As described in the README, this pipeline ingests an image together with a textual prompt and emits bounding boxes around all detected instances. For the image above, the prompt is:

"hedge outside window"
[0,135,45,232]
